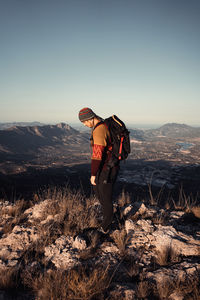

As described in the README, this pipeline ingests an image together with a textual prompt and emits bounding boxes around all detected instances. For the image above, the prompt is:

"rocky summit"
[0,190,200,300]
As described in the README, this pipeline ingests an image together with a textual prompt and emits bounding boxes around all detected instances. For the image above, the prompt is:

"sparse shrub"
[32,186,100,239]
[152,211,168,225]
[148,183,165,206]
[118,190,131,207]
[61,190,99,236]
[28,265,110,300]
[12,199,29,217]
[0,199,29,235]
[156,278,175,299]
[155,245,180,266]
[156,271,200,300]
[111,228,130,257]
[136,271,200,300]
[123,254,140,281]
[136,280,154,299]
[172,185,197,211]
[183,271,200,300]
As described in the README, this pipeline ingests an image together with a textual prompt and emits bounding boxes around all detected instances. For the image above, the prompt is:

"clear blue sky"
[0,0,200,126]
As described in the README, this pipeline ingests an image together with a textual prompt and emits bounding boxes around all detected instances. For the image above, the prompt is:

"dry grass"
[155,244,180,266]
[122,254,141,282]
[111,228,131,257]
[1,187,101,284]
[1,199,27,217]
[25,187,100,254]
[0,267,19,289]
[136,271,200,300]
[156,278,176,299]
[152,211,168,225]
[156,271,200,300]
[118,190,131,207]
[136,280,153,298]
[172,186,197,211]
[0,199,29,235]
[25,265,110,300]
[174,273,200,300]
[147,174,166,206]
[147,183,198,212]
[34,187,99,237]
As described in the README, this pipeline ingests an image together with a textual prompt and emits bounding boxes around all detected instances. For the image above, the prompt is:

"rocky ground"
[0,189,200,299]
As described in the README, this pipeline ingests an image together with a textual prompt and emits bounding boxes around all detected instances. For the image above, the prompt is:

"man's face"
[82,119,94,128]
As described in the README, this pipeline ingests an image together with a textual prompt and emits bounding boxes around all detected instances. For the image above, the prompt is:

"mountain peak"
[160,123,192,129]
[55,123,79,133]
[56,122,70,129]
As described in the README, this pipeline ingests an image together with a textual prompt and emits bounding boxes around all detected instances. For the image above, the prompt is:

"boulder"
[0,225,39,271]
[24,199,54,222]
[44,235,87,269]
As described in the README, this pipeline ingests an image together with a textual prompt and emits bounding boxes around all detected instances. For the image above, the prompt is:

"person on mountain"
[78,107,119,234]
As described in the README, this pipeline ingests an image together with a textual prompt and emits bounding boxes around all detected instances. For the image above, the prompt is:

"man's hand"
[90,176,96,185]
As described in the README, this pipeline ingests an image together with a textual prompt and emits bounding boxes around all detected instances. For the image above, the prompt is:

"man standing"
[78,107,119,234]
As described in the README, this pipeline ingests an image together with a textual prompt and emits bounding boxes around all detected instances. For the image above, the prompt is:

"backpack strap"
[90,120,105,144]
[118,136,124,160]
[112,115,123,127]
[93,120,104,131]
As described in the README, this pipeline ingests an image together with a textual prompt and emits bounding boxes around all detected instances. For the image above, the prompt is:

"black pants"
[93,167,118,231]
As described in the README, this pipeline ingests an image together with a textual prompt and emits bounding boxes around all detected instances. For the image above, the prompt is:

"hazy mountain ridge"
[0,123,89,155]
[0,122,200,156]
[0,121,45,130]
[146,123,200,138]
[129,123,200,140]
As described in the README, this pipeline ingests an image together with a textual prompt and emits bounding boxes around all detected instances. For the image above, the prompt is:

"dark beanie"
[78,107,96,122]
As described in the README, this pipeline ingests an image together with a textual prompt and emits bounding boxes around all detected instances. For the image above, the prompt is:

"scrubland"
[0,186,200,300]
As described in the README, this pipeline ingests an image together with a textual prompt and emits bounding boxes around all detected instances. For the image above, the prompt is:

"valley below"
[0,122,200,205]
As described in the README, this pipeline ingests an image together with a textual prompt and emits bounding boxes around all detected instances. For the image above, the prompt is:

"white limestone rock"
[169,211,185,220]
[125,216,200,257]
[72,236,87,250]
[44,235,87,269]
[125,219,135,233]
[0,225,39,271]
[122,202,148,219]
[122,204,134,217]
[125,219,154,248]
[152,224,200,256]
[146,261,200,293]
[24,199,54,222]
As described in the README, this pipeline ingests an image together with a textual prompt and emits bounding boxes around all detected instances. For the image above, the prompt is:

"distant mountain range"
[0,123,89,156]
[0,122,200,159]
[0,122,45,130]
[129,123,200,139]
[146,123,200,138]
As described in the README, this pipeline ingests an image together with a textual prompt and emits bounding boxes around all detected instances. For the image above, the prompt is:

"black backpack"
[104,115,131,168]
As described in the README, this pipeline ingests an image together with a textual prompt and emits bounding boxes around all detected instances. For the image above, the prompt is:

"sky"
[0,0,200,127]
